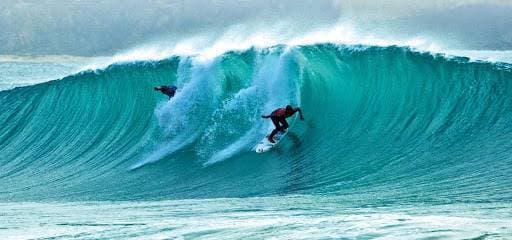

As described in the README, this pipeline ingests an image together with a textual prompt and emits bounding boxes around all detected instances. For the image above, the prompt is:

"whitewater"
[1,43,512,239]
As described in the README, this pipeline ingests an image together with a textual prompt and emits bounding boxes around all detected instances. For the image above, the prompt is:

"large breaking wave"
[1,44,512,202]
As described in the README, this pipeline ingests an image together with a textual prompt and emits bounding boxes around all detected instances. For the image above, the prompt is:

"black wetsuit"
[156,85,177,99]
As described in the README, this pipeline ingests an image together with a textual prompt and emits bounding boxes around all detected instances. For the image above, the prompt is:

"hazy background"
[1,0,511,56]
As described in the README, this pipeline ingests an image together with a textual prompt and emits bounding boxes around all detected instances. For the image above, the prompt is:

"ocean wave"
[1,44,511,202]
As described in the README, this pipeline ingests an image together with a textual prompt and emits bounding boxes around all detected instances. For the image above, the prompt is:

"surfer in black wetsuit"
[154,85,177,100]
[261,105,304,143]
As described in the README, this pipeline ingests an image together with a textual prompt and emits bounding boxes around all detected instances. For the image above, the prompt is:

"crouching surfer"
[154,85,177,100]
[261,105,304,143]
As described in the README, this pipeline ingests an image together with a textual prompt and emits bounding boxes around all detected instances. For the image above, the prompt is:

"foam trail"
[130,58,219,169]
[202,50,301,165]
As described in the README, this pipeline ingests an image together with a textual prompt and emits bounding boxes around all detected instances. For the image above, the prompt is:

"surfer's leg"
[268,117,282,143]
[268,128,280,143]
[279,118,288,131]
[271,117,280,129]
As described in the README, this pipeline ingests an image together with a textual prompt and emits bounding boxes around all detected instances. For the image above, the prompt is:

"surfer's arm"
[295,108,304,120]
[261,114,271,119]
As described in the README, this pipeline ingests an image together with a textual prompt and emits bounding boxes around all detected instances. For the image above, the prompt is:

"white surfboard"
[255,130,288,153]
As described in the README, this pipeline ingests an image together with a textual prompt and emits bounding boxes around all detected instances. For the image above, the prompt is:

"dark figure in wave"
[154,85,177,100]
[262,105,304,143]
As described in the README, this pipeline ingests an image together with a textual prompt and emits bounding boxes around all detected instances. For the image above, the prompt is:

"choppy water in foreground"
[2,196,511,239]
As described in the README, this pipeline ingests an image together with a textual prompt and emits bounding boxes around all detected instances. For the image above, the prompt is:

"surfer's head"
[285,105,293,114]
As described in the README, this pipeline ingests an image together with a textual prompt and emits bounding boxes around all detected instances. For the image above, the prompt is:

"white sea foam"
[3,21,512,91]
[78,20,512,75]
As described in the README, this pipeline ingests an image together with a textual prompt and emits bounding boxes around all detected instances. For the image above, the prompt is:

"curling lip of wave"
[71,22,485,73]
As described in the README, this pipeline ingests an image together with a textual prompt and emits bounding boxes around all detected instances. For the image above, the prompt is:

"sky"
[1,0,511,56]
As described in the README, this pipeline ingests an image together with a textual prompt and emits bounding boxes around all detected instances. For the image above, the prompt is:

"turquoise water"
[1,44,512,238]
